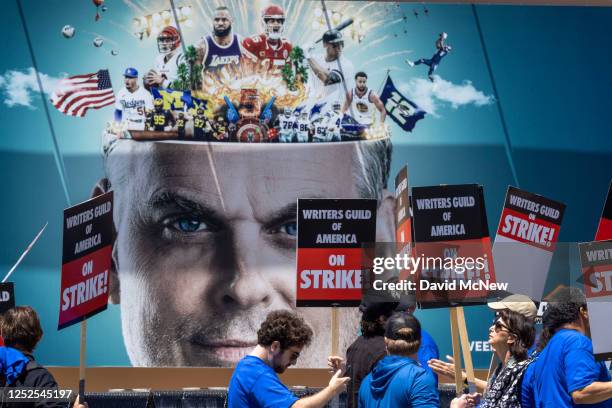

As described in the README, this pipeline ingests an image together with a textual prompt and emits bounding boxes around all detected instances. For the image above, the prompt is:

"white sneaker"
[405,59,414,67]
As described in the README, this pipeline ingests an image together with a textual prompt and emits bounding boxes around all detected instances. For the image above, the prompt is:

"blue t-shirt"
[419,329,440,386]
[228,355,298,408]
[359,355,439,408]
[521,329,612,408]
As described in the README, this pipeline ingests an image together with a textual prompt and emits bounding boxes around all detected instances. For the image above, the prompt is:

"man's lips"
[189,335,257,362]
[196,339,257,348]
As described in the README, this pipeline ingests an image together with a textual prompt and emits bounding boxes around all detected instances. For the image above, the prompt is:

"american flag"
[51,69,115,117]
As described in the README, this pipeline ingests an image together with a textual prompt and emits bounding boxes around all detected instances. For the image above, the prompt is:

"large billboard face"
[2,0,611,369]
[103,141,387,367]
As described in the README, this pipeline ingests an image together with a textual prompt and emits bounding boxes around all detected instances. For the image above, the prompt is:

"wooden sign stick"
[449,307,464,395]
[456,306,476,390]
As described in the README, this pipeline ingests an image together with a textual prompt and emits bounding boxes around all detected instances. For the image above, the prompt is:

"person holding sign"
[227,310,349,408]
[521,287,612,408]
[358,312,439,408]
[428,294,538,393]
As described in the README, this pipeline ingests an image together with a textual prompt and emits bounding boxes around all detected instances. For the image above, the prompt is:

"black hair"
[537,287,586,351]
[497,309,535,361]
[355,71,367,79]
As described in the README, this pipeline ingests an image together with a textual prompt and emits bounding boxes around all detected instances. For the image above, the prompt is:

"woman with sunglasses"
[452,309,536,408]
[476,309,536,408]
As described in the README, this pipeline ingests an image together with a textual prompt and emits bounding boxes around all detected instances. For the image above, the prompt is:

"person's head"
[359,301,398,338]
[157,26,181,55]
[300,111,308,120]
[440,32,448,40]
[197,108,204,116]
[213,6,233,38]
[488,309,535,361]
[384,311,421,357]
[256,310,312,373]
[537,287,588,351]
[123,67,138,92]
[332,102,341,114]
[355,72,368,92]
[154,98,163,112]
[283,107,292,117]
[0,306,43,354]
[488,293,537,321]
[97,139,394,367]
[322,29,344,60]
[262,5,285,41]
[178,112,184,119]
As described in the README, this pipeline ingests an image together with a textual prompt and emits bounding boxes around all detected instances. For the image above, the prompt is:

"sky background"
[0,0,611,368]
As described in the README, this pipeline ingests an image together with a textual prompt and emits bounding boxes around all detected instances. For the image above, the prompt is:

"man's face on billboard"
[102,141,394,367]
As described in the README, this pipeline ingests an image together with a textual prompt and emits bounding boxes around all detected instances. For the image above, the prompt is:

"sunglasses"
[494,321,510,333]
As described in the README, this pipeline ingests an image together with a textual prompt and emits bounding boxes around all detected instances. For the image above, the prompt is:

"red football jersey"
[242,34,292,75]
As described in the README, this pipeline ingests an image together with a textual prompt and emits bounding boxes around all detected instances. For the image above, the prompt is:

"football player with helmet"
[212,116,229,141]
[149,98,176,131]
[242,4,292,75]
[277,107,296,143]
[145,26,185,89]
[295,110,311,143]
[175,111,188,139]
[193,108,213,141]
[327,102,343,142]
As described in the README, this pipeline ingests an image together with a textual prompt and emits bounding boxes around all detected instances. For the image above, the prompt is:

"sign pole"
[449,307,464,395]
[456,306,476,389]
[79,319,87,400]
[331,305,339,356]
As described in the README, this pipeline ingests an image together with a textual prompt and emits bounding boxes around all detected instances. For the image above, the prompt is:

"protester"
[476,308,536,407]
[429,294,537,393]
[521,287,612,408]
[1,306,86,408]
[358,312,439,407]
[340,300,439,407]
[227,310,349,408]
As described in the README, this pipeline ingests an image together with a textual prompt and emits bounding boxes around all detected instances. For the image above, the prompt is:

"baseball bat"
[314,17,354,43]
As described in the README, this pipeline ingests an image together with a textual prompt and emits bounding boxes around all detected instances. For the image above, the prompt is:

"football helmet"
[157,26,181,54]
[283,107,292,117]
[154,98,164,108]
[262,5,285,40]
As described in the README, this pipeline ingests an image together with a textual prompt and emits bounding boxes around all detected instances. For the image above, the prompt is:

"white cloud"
[0,68,62,109]
[399,75,493,116]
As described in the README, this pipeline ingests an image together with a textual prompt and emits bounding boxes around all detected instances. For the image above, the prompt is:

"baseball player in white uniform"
[114,67,153,131]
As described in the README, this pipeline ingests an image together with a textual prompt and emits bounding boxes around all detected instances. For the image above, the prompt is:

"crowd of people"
[1,288,610,407]
[112,5,389,143]
[227,288,612,408]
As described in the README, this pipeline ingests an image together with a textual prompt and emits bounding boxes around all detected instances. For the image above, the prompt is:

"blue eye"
[282,222,297,237]
[173,218,207,233]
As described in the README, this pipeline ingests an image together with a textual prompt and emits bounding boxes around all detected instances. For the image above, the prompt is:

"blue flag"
[379,76,425,132]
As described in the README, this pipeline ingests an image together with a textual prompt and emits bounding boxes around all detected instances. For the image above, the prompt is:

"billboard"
[1,1,610,370]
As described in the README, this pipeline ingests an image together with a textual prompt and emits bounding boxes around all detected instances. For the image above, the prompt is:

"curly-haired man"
[228,310,349,408]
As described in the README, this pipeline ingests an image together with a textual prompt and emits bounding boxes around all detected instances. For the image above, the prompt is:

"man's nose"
[213,227,275,310]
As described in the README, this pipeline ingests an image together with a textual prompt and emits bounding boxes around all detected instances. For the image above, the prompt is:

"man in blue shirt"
[521,287,612,408]
[358,312,439,407]
[228,310,349,408]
